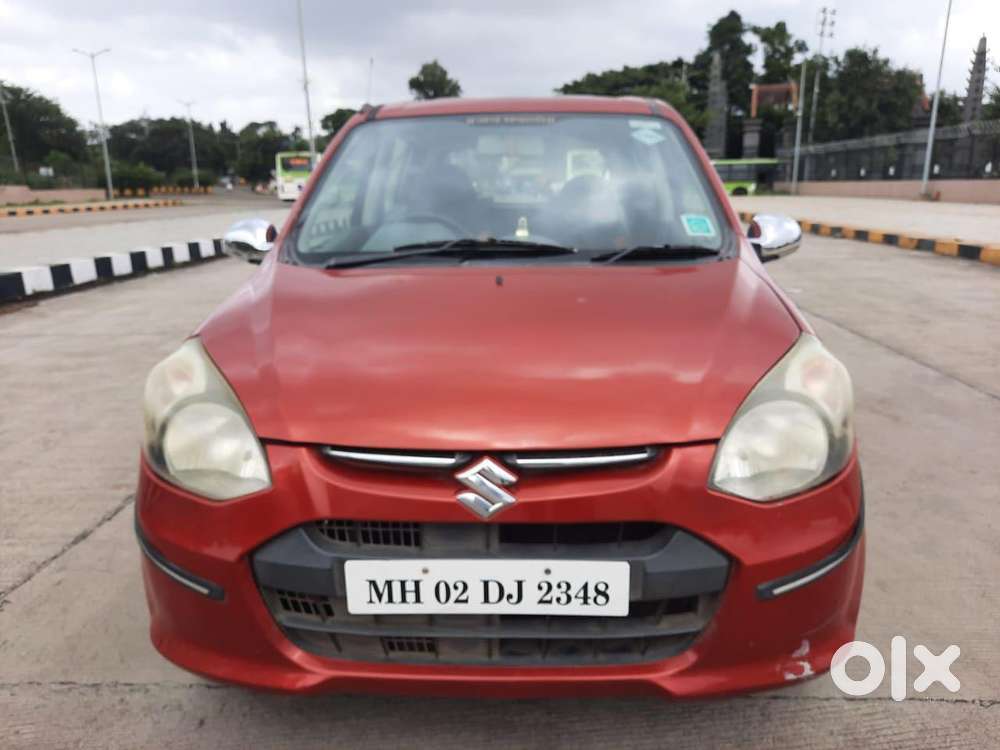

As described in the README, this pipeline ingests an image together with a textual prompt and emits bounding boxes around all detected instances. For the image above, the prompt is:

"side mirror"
[747,214,801,262]
[223,218,278,264]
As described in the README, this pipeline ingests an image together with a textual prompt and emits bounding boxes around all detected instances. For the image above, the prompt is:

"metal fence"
[778,119,1000,182]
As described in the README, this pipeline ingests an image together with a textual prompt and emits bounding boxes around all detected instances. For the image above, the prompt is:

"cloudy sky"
[1,0,996,133]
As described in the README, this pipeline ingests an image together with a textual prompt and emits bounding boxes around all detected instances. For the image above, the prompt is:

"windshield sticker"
[628,119,663,130]
[630,128,665,145]
[465,115,556,126]
[681,214,717,238]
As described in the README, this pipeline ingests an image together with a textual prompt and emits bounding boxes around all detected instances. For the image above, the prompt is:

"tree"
[558,60,705,132]
[235,121,289,183]
[286,126,309,151]
[983,84,1000,120]
[811,47,923,141]
[682,11,757,156]
[934,92,964,128]
[753,22,807,84]
[408,60,462,100]
[690,11,756,116]
[218,120,239,171]
[320,108,357,135]
[109,117,227,179]
[0,81,87,166]
[559,59,687,96]
[745,24,808,157]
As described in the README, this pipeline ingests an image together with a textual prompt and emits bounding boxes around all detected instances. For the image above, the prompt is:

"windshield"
[279,155,312,173]
[291,114,729,265]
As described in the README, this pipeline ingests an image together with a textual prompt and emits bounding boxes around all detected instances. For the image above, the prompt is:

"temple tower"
[962,36,988,123]
[704,52,728,158]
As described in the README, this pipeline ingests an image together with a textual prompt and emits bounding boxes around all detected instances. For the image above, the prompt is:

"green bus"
[711,158,781,196]
[275,151,314,201]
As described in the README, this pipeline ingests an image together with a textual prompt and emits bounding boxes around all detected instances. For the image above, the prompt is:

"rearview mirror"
[747,214,801,262]
[223,218,278,264]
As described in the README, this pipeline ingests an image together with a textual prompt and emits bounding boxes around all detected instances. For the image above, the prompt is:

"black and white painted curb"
[0,238,226,306]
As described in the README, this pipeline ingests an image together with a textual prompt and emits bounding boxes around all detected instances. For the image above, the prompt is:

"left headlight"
[709,334,854,502]
[143,338,271,500]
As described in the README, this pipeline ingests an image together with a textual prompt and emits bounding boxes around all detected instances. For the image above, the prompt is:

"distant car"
[136,96,863,698]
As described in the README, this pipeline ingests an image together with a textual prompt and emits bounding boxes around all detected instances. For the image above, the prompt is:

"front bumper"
[135,443,864,698]
[277,181,304,201]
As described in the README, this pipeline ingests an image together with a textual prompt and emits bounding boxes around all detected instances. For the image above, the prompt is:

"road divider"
[0,238,226,306]
[2,198,184,219]
[147,186,214,196]
[737,211,999,267]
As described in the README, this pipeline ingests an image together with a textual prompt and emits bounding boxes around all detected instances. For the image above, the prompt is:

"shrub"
[170,167,217,188]
[0,165,23,185]
[112,161,166,191]
[25,173,57,189]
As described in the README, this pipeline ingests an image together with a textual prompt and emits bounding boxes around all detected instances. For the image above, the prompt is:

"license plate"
[344,559,630,616]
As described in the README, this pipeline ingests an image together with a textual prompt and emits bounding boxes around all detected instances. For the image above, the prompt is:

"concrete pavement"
[732,195,1000,248]
[1,227,998,748]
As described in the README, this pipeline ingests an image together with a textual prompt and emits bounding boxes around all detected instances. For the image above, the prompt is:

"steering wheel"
[388,213,468,237]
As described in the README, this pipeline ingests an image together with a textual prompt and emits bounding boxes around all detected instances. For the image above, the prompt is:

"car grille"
[313,519,665,551]
[316,520,423,548]
[253,520,729,666]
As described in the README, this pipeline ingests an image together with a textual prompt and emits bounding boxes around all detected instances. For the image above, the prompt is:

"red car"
[136,96,863,698]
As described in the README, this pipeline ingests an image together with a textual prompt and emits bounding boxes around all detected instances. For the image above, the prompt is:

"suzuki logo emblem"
[455,457,518,519]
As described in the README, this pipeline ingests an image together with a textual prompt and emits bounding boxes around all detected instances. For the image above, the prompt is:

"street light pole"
[366,57,374,103]
[179,100,200,189]
[791,58,808,195]
[921,0,953,198]
[0,81,19,174]
[296,0,317,165]
[73,47,114,200]
[807,7,835,144]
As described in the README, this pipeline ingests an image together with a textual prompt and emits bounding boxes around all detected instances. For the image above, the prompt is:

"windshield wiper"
[594,244,721,264]
[393,237,575,253]
[325,237,577,269]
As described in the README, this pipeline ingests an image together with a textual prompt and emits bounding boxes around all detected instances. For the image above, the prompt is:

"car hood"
[198,258,800,449]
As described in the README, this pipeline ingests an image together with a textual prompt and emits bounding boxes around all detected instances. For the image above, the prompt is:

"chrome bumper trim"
[320,446,658,471]
[757,500,864,600]
[507,448,656,469]
[321,447,461,468]
[135,516,224,600]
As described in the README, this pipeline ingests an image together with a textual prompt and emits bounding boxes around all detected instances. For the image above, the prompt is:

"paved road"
[732,195,1000,247]
[1,226,998,748]
[0,191,289,267]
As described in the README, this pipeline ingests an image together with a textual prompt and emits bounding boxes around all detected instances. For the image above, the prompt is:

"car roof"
[374,96,676,119]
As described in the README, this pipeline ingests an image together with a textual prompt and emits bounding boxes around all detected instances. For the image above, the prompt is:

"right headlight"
[709,334,854,502]
[143,338,271,501]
